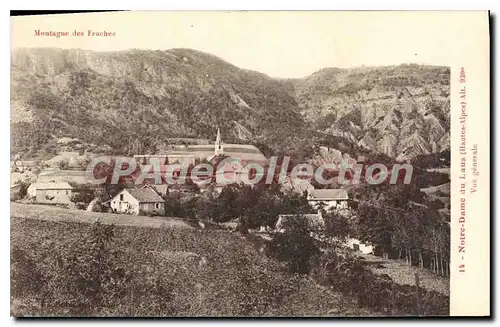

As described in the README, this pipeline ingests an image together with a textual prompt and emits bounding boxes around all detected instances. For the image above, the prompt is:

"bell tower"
[215,128,224,156]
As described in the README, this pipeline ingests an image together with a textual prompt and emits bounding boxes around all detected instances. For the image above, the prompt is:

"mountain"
[11,48,308,159]
[11,48,450,162]
[288,65,450,161]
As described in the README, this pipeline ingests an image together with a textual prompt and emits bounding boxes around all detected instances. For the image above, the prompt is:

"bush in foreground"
[11,218,370,317]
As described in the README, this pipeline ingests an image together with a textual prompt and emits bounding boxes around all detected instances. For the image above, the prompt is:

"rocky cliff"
[290,65,450,161]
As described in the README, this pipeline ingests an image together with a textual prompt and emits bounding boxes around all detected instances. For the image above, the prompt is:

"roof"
[146,184,169,195]
[32,182,73,190]
[123,188,166,203]
[307,189,348,201]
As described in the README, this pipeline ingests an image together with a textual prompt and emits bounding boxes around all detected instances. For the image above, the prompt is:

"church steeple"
[215,128,224,156]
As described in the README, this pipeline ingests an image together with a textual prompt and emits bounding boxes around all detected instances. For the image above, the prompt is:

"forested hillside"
[11,48,449,162]
[11,48,309,158]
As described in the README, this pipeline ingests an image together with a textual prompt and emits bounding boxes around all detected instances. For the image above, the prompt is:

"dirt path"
[10,202,193,230]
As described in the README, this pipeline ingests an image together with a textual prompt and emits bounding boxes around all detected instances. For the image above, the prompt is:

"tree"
[323,210,351,243]
[70,185,96,207]
[251,184,289,229]
[383,184,426,208]
[57,159,70,170]
[76,156,92,170]
[268,215,320,274]
[356,202,394,259]
[11,179,29,201]
[163,192,197,218]
[241,184,314,231]
[213,184,246,224]
[183,181,315,233]
[195,190,220,223]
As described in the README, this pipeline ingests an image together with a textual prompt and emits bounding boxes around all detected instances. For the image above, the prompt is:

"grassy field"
[361,254,449,296]
[11,202,193,230]
[10,203,377,317]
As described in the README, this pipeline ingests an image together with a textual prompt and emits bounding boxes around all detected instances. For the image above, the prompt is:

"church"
[161,128,268,166]
[133,129,268,189]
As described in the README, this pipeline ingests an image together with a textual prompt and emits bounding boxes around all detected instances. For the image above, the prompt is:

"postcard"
[10,11,490,317]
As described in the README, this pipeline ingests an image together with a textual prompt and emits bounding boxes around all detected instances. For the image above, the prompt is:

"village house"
[110,188,166,216]
[140,181,199,197]
[142,184,169,197]
[307,188,349,211]
[27,182,73,205]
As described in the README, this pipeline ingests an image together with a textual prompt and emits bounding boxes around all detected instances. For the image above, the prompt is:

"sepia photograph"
[9,11,489,317]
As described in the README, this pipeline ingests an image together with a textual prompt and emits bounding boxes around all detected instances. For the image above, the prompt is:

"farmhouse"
[307,188,349,211]
[142,184,169,197]
[27,182,73,205]
[111,188,166,216]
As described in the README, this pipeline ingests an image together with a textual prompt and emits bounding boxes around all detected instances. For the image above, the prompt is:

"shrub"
[57,159,70,170]
[12,218,360,317]
[70,185,96,206]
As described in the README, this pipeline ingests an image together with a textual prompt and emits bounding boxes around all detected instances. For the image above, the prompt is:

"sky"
[11,11,486,78]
